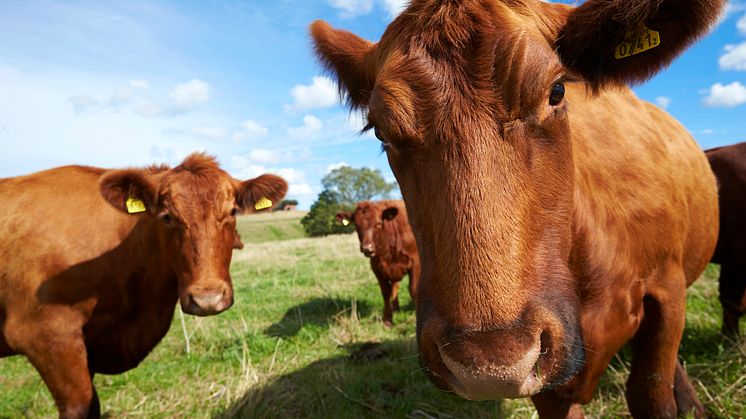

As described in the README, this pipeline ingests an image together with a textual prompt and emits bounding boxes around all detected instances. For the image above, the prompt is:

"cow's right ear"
[336,211,353,225]
[99,169,157,214]
[382,207,399,221]
[310,20,377,108]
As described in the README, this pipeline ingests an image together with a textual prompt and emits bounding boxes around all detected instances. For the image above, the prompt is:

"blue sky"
[1,0,745,209]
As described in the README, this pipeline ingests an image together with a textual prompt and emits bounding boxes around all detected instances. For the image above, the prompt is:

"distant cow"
[707,142,746,337]
[0,153,287,418]
[337,200,420,326]
[313,0,723,416]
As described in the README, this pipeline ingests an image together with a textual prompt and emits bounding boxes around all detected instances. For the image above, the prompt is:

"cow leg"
[625,276,695,418]
[672,359,704,418]
[6,313,96,419]
[375,274,394,327]
[391,280,401,312]
[408,263,420,304]
[531,390,585,419]
[719,263,745,337]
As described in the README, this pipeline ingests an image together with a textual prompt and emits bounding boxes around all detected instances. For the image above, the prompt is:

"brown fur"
[706,142,746,337]
[337,201,420,326]
[0,153,287,418]
[312,0,722,417]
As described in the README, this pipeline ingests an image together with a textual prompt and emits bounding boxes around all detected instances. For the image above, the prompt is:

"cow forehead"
[369,1,565,134]
[159,171,236,213]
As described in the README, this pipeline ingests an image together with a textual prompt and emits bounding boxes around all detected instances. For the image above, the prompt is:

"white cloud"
[191,126,226,140]
[325,161,349,174]
[381,0,407,17]
[727,2,746,17]
[654,96,672,109]
[67,95,100,114]
[287,76,338,111]
[329,0,374,18]
[169,79,210,109]
[287,115,324,139]
[701,129,715,135]
[130,79,149,90]
[248,148,279,164]
[703,82,746,107]
[234,119,268,142]
[720,41,746,71]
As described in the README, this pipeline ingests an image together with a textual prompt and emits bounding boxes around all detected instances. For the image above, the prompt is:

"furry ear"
[310,20,377,108]
[555,0,725,90]
[336,211,353,224]
[382,207,399,221]
[237,174,288,213]
[99,169,157,214]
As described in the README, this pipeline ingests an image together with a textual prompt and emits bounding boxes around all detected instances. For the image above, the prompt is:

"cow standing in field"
[0,153,287,418]
[312,0,723,417]
[707,142,746,337]
[337,200,419,326]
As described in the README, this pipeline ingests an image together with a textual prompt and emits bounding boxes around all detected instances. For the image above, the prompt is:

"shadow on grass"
[218,338,506,419]
[264,297,373,337]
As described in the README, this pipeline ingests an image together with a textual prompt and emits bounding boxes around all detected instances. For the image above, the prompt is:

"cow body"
[0,155,287,418]
[338,200,420,326]
[312,0,723,416]
[707,141,746,337]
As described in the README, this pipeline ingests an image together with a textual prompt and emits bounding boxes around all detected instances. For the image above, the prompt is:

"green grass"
[236,210,307,244]
[1,217,744,418]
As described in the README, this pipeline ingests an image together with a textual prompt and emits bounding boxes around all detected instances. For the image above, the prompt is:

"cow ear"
[336,211,352,224]
[237,174,288,213]
[382,207,398,221]
[99,169,157,215]
[555,0,725,90]
[310,20,377,108]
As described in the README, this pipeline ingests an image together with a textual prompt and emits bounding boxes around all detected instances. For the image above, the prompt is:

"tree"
[321,166,396,205]
[274,199,298,211]
[301,190,355,237]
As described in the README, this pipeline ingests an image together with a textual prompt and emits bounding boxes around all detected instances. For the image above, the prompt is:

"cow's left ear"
[554,0,725,89]
[237,174,288,213]
[382,207,398,221]
[99,169,158,214]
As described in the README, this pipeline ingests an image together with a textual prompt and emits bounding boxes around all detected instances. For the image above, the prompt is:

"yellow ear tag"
[615,25,660,59]
[254,197,273,210]
[342,219,350,226]
[125,197,146,214]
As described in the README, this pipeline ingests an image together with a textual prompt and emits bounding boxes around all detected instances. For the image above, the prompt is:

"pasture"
[0,212,743,418]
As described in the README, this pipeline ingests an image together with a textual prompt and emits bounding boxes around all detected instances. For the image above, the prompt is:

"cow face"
[312,0,723,400]
[337,201,384,257]
[100,153,287,316]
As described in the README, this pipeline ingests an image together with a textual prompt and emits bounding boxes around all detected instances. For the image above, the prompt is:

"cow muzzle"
[181,284,234,316]
[360,244,376,257]
[418,313,582,400]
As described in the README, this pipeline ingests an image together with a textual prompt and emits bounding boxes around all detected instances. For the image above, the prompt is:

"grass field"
[1,214,744,418]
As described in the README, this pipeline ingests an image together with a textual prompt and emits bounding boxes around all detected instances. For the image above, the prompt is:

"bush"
[301,190,355,237]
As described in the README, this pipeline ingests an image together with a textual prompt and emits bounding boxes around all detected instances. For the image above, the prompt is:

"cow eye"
[374,127,391,151]
[230,208,238,217]
[549,82,565,106]
[160,212,172,225]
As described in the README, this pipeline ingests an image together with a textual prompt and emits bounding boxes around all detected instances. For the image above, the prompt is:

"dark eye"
[230,208,238,217]
[160,212,172,225]
[549,82,565,106]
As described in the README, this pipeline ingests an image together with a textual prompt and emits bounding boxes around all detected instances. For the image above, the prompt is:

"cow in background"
[312,0,723,416]
[707,141,746,337]
[337,200,420,326]
[0,153,287,418]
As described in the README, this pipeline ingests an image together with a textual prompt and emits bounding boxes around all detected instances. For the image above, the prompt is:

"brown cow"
[0,153,287,418]
[337,200,420,326]
[707,141,746,337]
[312,0,722,417]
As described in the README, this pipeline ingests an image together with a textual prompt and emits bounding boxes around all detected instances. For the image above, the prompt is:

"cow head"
[312,0,723,400]
[337,201,386,257]
[100,153,287,316]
